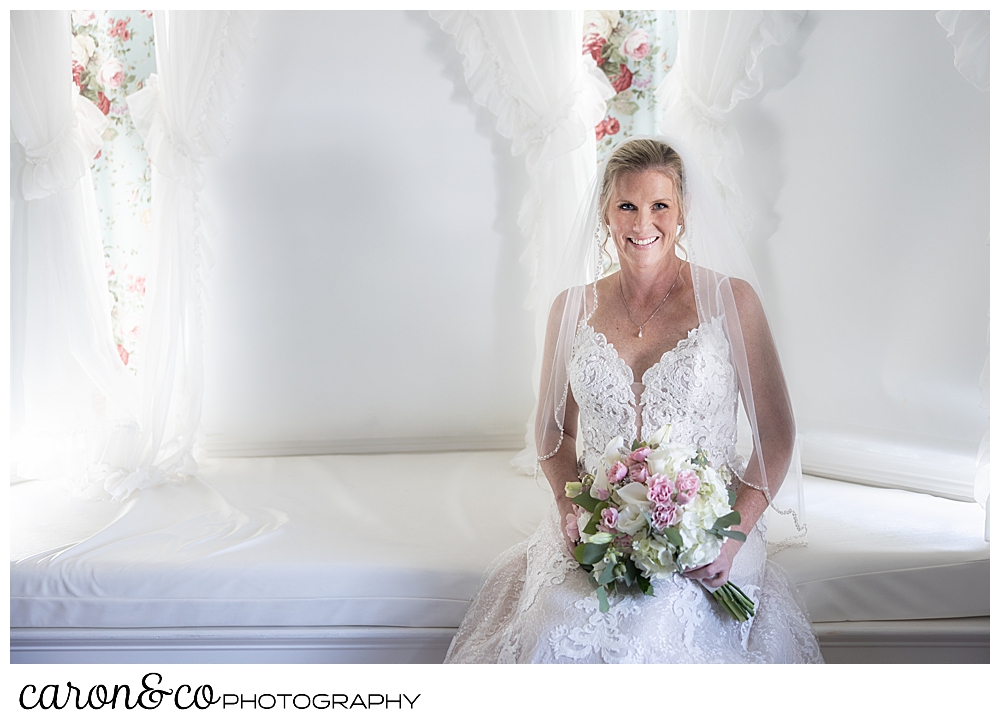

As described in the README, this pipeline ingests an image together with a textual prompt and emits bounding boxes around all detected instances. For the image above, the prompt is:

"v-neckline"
[582,318,708,386]
[579,318,711,440]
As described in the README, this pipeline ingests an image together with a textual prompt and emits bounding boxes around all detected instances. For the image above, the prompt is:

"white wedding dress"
[445,316,824,663]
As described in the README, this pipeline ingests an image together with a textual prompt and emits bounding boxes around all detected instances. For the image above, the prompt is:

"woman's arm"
[685,277,796,586]
[536,290,582,553]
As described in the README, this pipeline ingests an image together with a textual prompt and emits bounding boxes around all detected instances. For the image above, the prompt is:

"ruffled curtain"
[10,10,257,501]
[656,10,805,232]
[10,10,138,482]
[429,11,615,473]
[936,10,989,93]
[89,10,258,500]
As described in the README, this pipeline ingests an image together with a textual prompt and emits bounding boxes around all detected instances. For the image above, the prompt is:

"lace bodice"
[569,315,740,474]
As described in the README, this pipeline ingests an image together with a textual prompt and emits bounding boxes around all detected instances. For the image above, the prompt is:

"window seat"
[10,451,989,663]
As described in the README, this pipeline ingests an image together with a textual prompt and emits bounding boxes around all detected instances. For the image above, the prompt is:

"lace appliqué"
[444,316,823,664]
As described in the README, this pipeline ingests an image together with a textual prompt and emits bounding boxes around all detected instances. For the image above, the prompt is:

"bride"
[445,137,823,663]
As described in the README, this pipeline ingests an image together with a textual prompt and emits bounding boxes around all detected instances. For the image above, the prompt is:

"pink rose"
[605,118,620,136]
[601,507,619,530]
[99,58,125,90]
[608,460,628,483]
[627,447,651,464]
[592,485,611,501]
[647,474,674,504]
[72,61,84,87]
[582,32,607,66]
[109,18,131,42]
[611,63,633,93]
[674,470,701,505]
[96,91,110,115]
[117,344,129,366]
[651,502,678,530]
[127,275,146,295]
[564,512,579,542]
[141,10,154,19]
[622,28,651,61]
[628,462,649,484]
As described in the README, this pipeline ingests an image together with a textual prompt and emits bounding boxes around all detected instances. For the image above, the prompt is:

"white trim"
[11,619,989,664]
[10,626,457,664]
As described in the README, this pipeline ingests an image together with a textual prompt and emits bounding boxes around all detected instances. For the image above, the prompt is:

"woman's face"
[606,169,682,272]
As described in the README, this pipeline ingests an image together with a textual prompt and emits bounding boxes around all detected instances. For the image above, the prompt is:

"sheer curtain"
[429,10,614,472]
[10,10,138,482]
[936,10,989,93]
[11,10,257,501]
[656,10,804,232]
[94,10,259,499]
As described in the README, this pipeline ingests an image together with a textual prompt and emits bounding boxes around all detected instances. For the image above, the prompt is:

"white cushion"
[769,476,989,622]
[10,453,988,628]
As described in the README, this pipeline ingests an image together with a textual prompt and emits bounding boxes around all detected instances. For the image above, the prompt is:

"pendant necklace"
[619,264,682,338]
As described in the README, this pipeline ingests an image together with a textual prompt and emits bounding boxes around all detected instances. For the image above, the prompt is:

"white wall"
[731,11,989,497]
[200,11,534,455]
[200,11,988,499]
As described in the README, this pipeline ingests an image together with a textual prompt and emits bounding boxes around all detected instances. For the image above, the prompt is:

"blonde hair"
[598,139,686,260]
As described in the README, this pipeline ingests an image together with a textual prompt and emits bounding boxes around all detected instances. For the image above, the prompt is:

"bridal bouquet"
[565,424,756,620]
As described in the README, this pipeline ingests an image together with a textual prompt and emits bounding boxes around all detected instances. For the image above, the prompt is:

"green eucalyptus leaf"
[580,542,610,565]
[720,530,747,542]
[663,527,683,548]
[571,492,599,513]
[597,586,609,613]
[728,489,737,507]
[597,564,616,586]
[714,511,741,529]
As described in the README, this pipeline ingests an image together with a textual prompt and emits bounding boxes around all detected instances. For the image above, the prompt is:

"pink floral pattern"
[582,10,678,163]
[71,10,155,375]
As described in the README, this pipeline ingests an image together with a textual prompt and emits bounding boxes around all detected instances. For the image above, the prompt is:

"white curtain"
[656,10,804,232]
[429,10,614,473]
[10,10,256,500]
[936,10,989,93]
[10,10,138,482]
[93,10,258,500]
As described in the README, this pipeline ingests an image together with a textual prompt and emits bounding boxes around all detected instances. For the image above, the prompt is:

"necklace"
[618,264,682,338]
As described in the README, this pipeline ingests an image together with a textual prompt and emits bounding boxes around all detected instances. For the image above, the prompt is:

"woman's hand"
[557,496,580,556]
[682,539,740,587]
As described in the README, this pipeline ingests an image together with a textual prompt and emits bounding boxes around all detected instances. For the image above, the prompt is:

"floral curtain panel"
[583,10,678,163]
[70,9,156,374]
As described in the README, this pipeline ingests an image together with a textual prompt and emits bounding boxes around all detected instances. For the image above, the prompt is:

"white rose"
[98,57,125,90]
[622,28,651,61]
[73,10,96,26]
[583,9,620,40]
[615,504,648,536]
[71,34,96,65]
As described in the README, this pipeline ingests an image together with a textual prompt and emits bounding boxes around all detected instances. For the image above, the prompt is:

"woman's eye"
[619,203,636,211]
[654,203,668,210]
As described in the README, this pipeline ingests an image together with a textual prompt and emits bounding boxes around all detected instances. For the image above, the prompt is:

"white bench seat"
[10,451,989,662]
